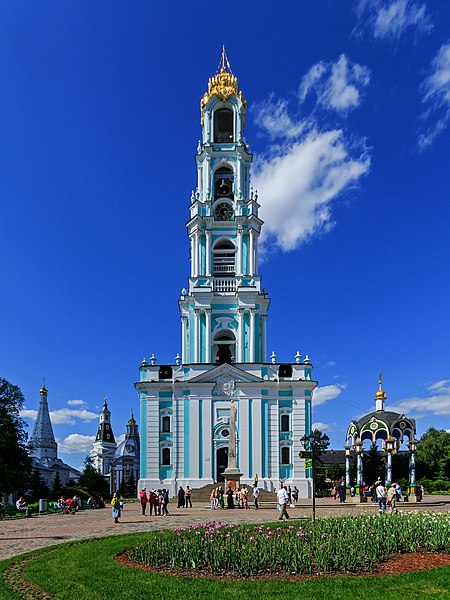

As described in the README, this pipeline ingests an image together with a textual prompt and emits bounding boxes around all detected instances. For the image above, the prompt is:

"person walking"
[148,490,156,515]
[185,485,192,508]
[111,492,121,523]
[331,486,337,501]
[252,483,260,509]
[226,485,235,509]
[162,489,170,515]
[376,481,387,514]
[277,484,290,521]
[139,488,148,515]
[338,482,346,503]
[387,483,398,514]
[177,486,185,508]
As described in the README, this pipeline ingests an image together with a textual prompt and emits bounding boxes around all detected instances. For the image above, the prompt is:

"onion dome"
[375,372,387,400]
[201,46,246,113]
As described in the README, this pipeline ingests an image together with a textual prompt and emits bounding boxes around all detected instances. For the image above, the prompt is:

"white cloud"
[58,434,95,454]
[254,128,370,251]
[21,409,38,421]
[418,41,450,149]
[255,97,309,139]
[312,421,336,433]
[354,0,433,40]
[21,407,98,425]
[313,384,346,407]
[387,379,450,417]
[299,55,371,113]
[116,434,126,445]
[67,399,86,406]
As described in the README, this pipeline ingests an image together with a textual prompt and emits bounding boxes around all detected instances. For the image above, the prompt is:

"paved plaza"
[1,496,449,561]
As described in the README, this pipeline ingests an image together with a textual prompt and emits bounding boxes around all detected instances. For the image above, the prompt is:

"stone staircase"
[188,483,276,504]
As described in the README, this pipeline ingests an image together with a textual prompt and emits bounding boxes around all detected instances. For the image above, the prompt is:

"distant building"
[29,386,80,489]
[110,414,140,493]
[89,398,117,476]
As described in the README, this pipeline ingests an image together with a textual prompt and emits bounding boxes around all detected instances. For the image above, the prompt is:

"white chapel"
[137,50,317,496]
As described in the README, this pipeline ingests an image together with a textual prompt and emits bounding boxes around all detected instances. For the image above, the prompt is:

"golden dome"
[375,372,387,400]
[201,46,246,113]
[40,386,48,395]
[128,416,136,425]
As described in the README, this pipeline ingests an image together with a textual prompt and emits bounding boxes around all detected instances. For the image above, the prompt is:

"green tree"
[392,451,410,483]
[124,471,137,497]
[78,458,110,498]
[0,378,32,494]
[28,467,51,501]
[416,428,450,481]
[362,443,385,485]
[52,471,63,498]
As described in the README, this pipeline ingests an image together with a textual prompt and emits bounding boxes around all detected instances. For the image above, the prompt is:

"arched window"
[214,108,234,143]
[281,446,290,465]
[214,329,236,365]
[161,447,171,465]
[214,166,234,201]
[281,414,290,432]
[213,239,235,276]
[162,416,171,433]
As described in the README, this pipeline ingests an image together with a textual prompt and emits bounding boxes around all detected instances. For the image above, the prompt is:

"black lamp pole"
[300,432,328,522]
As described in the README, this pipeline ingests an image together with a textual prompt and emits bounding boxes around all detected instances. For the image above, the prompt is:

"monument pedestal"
[223,468,243,490]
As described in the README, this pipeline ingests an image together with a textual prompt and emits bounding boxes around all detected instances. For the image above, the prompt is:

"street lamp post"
[300,432,329,522]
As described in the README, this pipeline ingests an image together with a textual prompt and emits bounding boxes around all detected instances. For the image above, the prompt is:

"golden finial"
[375,372,387,400]
[40,378,48,395]
[201,46,246,116]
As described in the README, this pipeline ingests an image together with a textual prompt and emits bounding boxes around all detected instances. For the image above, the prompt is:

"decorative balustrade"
[213,265,235,274]
[213,279,237,293]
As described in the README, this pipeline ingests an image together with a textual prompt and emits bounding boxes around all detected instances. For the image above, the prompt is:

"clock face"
[215,202,234,221]
[125,444,134,453]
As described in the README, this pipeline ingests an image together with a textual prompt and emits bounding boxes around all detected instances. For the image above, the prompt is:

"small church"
[137,51,317,496]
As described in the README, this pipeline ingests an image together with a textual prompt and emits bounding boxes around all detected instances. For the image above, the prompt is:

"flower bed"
[129,513,450,577]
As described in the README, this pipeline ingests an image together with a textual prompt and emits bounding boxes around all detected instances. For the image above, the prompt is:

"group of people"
[55,495,82,514]
[138,488,171,516]
[176,485,193,508]
[331,482,348,503]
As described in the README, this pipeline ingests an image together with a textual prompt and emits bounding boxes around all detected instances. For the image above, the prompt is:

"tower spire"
[375,372,387,411]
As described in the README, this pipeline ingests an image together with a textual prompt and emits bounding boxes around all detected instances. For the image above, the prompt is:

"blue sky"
[1,1,449,471]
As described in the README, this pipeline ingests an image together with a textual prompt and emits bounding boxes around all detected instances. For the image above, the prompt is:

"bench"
[3,505,23,519]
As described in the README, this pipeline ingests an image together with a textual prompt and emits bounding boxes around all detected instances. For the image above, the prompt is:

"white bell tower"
[179,47,270,366]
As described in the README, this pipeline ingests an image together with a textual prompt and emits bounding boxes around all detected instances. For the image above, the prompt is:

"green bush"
[60,486,91,501]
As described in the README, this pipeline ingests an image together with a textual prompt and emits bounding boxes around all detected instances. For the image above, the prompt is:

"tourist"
[210,488,216,510]
[162,489,170,515]
[242,487,248,509]
[376,481,387,514]
[15,497,32,518]
[292,485,299,504]
[252,483,260,509]
[338,482,346,503]
[177,486,185,508]
[111,492,121,523]
[226,485,234,509]
[185,485,192,508]
[387,483,398,514]
[218,486,225,509]
[0,501,5,519]
[72,494,82,512]
[253,473,259,486]
[156,489,163,515]
[369,483,376,503]
[139,487,148,515]
[395,482,402,501]
[148,489,157,515]
[331,486,337,501]
[277,484,290,521]
[416,483,423,501]
[350,485,356,497]
[286,486,292,504]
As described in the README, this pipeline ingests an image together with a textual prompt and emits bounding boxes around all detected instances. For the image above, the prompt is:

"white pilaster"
[190,398,199,478]
[237,228,243,276]
[249,309,256,363]
[252,398,262,479]
[181,316,186,364]
[249,229,254,275]
[205,309,212,363]
[237,308,244,363]
[194,309,200,363]
[206,229,212,276]
[239,397,249,477]
[147,400,160,480]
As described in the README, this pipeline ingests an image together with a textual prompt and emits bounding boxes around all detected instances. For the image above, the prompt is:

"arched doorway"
[216,446,228,482]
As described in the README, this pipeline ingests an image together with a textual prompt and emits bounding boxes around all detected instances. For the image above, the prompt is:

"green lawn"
[0,533,448,600]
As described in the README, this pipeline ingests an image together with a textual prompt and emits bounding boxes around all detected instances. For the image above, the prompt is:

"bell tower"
[179,48,270,365]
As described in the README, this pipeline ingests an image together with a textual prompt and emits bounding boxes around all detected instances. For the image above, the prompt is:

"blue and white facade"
[137,53,317,496]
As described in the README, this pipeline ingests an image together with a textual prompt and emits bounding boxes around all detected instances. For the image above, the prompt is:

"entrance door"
[216,446,228,482]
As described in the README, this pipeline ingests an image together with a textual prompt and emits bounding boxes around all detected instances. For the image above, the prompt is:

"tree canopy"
[416,428,450,481]
[78,457,110,498]
[0,378,32,494]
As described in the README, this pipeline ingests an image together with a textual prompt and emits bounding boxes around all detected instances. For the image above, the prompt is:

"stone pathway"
[1,496,449,561]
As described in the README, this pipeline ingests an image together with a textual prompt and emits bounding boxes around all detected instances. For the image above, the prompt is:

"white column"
[190,236,195,277]
[193,232,199,276]
[205,156,211,197]
[181,316,186,364]
[252,398,262,479]
[237,309,244,363]
[190,398,200,479]
[239,397,249,478]
[254,232,258,275]
[194,309,200,363]
[249,309,256,363]
[249,229,254,275]
[236,228,243,276]
[206,229,212,276]
[205,309,212,363]
[237,155,242,198]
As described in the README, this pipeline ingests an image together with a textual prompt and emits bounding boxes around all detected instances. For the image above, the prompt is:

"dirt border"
[116,550,450,581]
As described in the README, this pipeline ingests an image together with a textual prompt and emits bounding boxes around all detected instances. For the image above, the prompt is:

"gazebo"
[345,374,418,501]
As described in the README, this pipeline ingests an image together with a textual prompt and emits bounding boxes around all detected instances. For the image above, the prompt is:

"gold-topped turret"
[375,372,387,400]
[201,46,246,112]
[40,386,48,395]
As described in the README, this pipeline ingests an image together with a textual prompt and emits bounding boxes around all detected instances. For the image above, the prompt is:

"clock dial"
[215,202,234,221]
